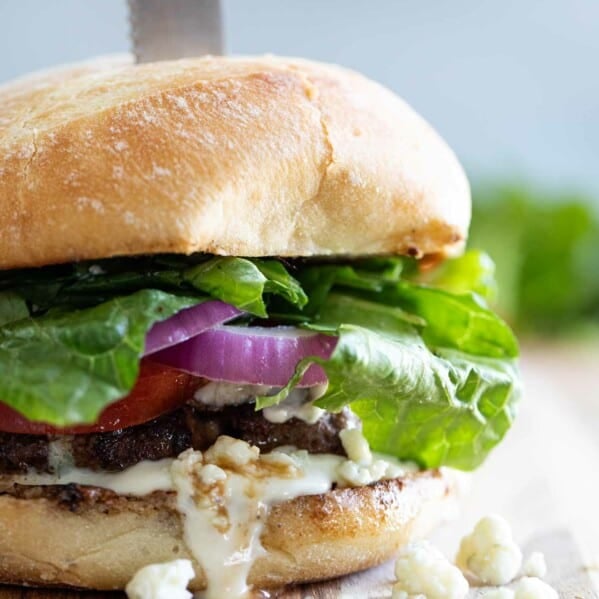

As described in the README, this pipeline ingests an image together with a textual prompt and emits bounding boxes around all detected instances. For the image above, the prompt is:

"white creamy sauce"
[6,431,415,598]
[9,458,174,496]
[262,387,327,424]
[169,439,414,599]
[169,440,337,599]
[339,427,372,464]
[195,382,328,425]
[194,382,272,407]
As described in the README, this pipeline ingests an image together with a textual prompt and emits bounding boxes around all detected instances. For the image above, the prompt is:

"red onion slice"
[144,301,243,356]
[153,326,337,387]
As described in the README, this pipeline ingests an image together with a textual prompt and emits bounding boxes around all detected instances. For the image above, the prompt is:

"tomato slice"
[0,361,199,435]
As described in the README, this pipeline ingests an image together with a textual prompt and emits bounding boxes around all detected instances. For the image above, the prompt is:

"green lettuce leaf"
[384,283,518,359]
[0,255,307,425]
[294,257,406,315]
[0,252,520,471]
[295,258,518,359]
[258,292,520,470]
[185,257,281,317]
[0,255,307,317]
[320,327,518,470]
[0,292,29,326]
[0,290,199,426]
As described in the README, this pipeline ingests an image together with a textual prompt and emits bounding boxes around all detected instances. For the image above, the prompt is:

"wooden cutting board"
[1,344,598,598]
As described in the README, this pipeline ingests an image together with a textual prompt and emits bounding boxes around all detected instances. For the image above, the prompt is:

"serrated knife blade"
[128,0,224,63]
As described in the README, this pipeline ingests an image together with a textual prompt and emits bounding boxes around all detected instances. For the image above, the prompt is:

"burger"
[0,55,520,596]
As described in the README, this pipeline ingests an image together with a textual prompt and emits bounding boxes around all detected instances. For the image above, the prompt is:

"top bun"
[0,55,470,270]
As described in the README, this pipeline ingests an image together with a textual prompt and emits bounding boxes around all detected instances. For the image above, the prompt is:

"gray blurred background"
[0,0,597,195]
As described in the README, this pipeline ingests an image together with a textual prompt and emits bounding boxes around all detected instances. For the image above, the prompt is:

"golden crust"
[0,55,470,270]
[0,469,461,591]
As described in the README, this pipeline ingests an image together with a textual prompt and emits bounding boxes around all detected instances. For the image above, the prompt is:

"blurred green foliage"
[468,184,599,336]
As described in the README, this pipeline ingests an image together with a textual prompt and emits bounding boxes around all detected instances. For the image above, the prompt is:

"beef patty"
[0,403,354,474]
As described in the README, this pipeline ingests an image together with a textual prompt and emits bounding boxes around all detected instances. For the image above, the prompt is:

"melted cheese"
[195,382,328,425]
[9,458,174,496]
[6,437,416,598]
[169,438,367,598]
[194,382,272,407]
[171,440,416,599]
[262,388,327,424]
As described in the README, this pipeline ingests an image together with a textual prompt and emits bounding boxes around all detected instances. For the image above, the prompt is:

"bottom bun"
[0,469,461,591]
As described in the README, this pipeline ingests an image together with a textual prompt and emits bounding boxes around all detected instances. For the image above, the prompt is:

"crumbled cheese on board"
[125,560,194,599]
[456,514,522,585]
[513,576,558,598]
[393,540,469,599]
[522,552,547,578]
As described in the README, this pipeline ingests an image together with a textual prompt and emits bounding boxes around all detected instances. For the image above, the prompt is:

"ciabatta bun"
[0,469,461,590]
[0,55,469,270]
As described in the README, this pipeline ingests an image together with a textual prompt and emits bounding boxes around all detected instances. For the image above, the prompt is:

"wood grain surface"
[0,344,597,598]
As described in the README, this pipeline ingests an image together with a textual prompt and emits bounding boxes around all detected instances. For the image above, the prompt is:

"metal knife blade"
[128,0,224,63]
